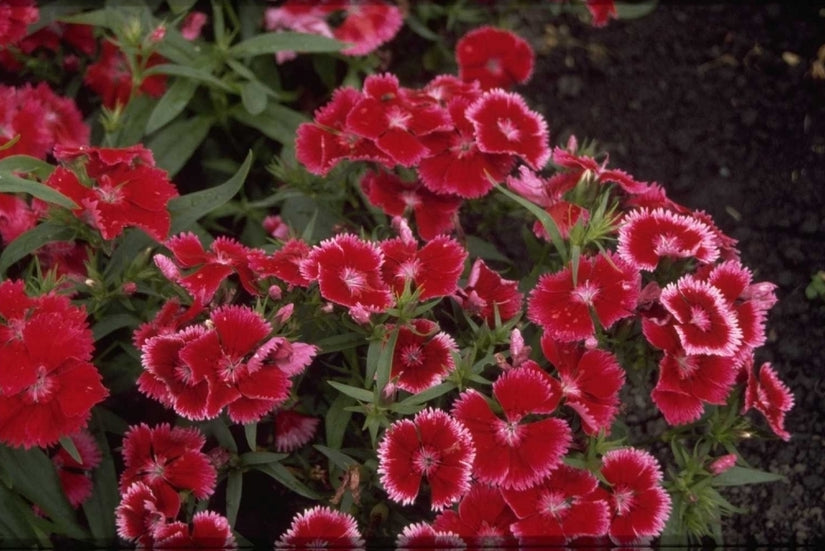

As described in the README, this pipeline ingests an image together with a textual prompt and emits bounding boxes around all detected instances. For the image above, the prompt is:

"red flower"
[528,252,640,342]
[659,275,742,356]
[418,96,516,198]
[395,522,464,549]
[389,319,458,394]
[274,410,320,452]
[506,165,590,239]
[465,89,550,169]
[0,0,38,46]
[360,169,462,241]
[151,511,237,549]
[744,360,794,441]
[264,3,334,64]
[599,448,671,544]
[116,482,176,545]
[551,136,651,195]
[617,208,720,271]
[502,464,610,544]
[250,238,313,288]
[540,335,625,435]
[345,73,451,167]
[454,258,523,326]
[155,233,260,304]
[456,26,534,90]
[300,233,394,314]
[587,0,618,27]
[0,280,107,449]
[453,367,570,491]
[50,430,102,508]
[0,193,37,245]
[432,483,518,546]
[84,39,167,108]
[275,505,364,548]
[380,234,467,300]
[377,408,475,510]
[45,145,178,241]
[332,1,403,56]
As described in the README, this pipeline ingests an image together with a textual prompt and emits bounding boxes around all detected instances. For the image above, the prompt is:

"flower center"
[219,354,245,382]
[654,233,683,256]
[400,344,424,368]
[495,420,523,447]
[613,487,636,516]
[485,57,503,76]
[387,106,412,130]
[573,281,599,305]
[340,267,367,295]
[25,366,56,403]
[496,118,520,141]
[540,490,571,518]
[412,446,441,476]
[398,258,421,282]
[688,305,711,331]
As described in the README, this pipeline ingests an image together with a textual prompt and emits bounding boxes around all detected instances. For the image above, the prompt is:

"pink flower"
[275,505,364,548]
[380,235,467,300]
[264,2,334,63]
[502,464,610,544]
[617,208,720,271]
[744,360,794,441]
[452,367,571,490]
[432,483,518,546]
[181,11,208,41]
[540,335,625,435]
[50,430,102,508]
[0,193,37,245]
[709,453,738,475]
[377,408,475,510]
[389,319,458,394]
[300,233,394,313]
[0,0,38,46]
[454,258,523,326]
[274,410,320,452]
[528,252,640,342]
[465,89,550,169]
[332,1,403,56]
[395,522,464,549]
[151,511,236,549]
[456,26,534,90]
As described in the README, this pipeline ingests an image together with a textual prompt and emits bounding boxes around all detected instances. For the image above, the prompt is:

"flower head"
[380,235,467,300]
[454,259,523,326]
[276,505,364,548]
[389,319,458,394]
[432,483,518,546]
[744,360,794,441]
[456,26,534,90]
[274,410,320,452]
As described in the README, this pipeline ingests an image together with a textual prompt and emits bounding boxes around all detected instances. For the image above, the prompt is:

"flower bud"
[709,453,737,475]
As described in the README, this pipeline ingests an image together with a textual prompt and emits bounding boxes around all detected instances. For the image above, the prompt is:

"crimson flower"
[502,464,610,544]
[389,319,458,394]
[744,360,794,441]
[395,522,464,549]
[50,430,102,508]
[0,0,38,46]
[151,511,237,549]
[300,233,394,314]
[264,2,334,64]
[0,193,37,245]
[275,505,364,549]
[465,88,550,169]
[360,169,462,241]
[154,233,260,304]
[249,238,313,289]
[84,39,167,108]
[116,482,176,545]
[377,408,475,510]
[598,448,671,544]
[332,1,403,56]
[587,0,618,27]
[528,252,640,342]
[506,165,590,239]
[432,483,518,546]
[274,409,320,452]
[452,367,570,491]
[454,258,523,326]
[380,234,467,300]
[617,208,720,271]
[45,144,178,241]
[540,335,625,435]
[456,26,534,90]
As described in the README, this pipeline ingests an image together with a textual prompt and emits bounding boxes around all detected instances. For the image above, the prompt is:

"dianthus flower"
[275,505,364,549]
[151,511,237,549]
[454,258,523,326]
[465,88,550,169]
[0,280,107,449]
[360,169,462,241]
[432,483,518,547]
[45,144,178,241]
[263,2,333,63]
[587,0,618,27]
[455,26,534,90]
[50,430,102,508]
[377,408,475,511]
[550,135,650,196]
[597,448,671,544]
[743,359,794,441]
[506,165,590,239]
[331,0,403,56]
[0,0,38,46]
[528,252,640,342]
[274,409,320,452]
[84,39,167,108]
[388,319,457,394]
[452,367,571,491]
[249,238,313,289]
[116,481,176,545]
[380,234,467,300]
[395,522,464,549]
[502,463,610,544]
[0,193,37,245]
[540,335,625,435]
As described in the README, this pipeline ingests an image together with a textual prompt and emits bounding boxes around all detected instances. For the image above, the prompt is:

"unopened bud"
[709,453,738,475]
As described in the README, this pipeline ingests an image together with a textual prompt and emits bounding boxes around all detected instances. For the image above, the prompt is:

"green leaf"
[315,332,365,354]
[167,151,252,233]
[0,222,75,276]
[58,436,82,465]
[239,451,288,467]
[465,234,511,264]
[0,171,77,209]
[145,77,199,134]
[229,31,343,57]
[82,414,119,542]
[712,466,787,487]
[325,393,353,451]
[225,470,242,529]
[142,63,234,92]
[394,382,456,410]
[615,0,659,20]
[105,94,155,148]
[229,101,308,145]
[147,114,214,177]
[0,483,40,543]
[0,446,88,540]
[200,417,238,453]
[327,381,374,403]
[166,0,198,14]
[496,183,568,263]
[313,445,358,471]
[92,313,142,341]
[243,422,257,451]
[374,327,399,399]
[241,80,269,115]
[0,155,55,179]
[254,462,320,500]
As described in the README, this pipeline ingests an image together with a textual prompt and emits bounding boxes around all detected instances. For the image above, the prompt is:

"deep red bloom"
[551,136,651,195]
[332,1,403,56]
[395,522,464,549]
[380,235,467,300]
[528,252,640,342]
[360,169,462,241]
[84,39,167,108]
[506,165,590,239]
[249,238,313,288]
[454,258,523,326]
[540,335,625,435]
[744,360,794,441]
[300,233,393,314]
[465,89,550,169]
[377,408,475,510]
[116,482,176,545]
[0,193,37,244]
[0,0,38,46]
[50,430,102,508]
[599,448,671,544]
[453,367,570,491]
[617,208,720,271]
[456,26,534,90]
[389,319,457,394]
[587,0,618,27]
[274,409,319,452]
[155,233,260,304]
[502,464,610,544]
[119,424,217,516]
[151,511,237,549]
[275,505,364,548]
[432,483,518,546]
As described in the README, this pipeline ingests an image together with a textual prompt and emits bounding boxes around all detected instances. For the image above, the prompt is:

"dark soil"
[521,2,825,545]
